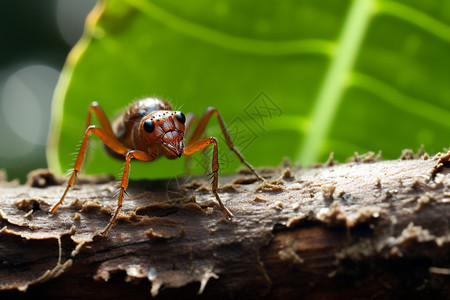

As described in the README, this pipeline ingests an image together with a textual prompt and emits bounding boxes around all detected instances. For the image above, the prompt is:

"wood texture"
[1,151,450,299]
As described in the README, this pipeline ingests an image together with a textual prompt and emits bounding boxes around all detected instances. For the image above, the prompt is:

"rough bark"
[1,150,450,299]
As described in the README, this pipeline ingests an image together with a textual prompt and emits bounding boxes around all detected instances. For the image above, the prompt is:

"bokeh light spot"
[1,64,59,160]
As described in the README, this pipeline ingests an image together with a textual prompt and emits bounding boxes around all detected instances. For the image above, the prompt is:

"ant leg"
[184,112,197,135]
[85,101,115,135]
[50,125,129,214]
[51,102,120,213]
[101,150,156,236]
[183,112,198,173]
[183,137,233,220]
[187,107,265,182]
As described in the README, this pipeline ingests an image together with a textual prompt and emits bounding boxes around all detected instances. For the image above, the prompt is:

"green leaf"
[48,0,450,180]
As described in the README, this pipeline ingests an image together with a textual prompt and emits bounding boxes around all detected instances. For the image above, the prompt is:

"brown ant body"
[51,98,264,236]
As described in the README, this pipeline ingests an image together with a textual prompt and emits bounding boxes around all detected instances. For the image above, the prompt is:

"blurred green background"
[0,0,96,182]
[1,0,449,182]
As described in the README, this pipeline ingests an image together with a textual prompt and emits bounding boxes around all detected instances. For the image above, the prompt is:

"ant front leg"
[85,101,115,135]
[184,112,198,134]
[51,102,128,214]
[50,125,130,214]
[101,150,156,236]
[182,112,198,173]
[187,107,265,182]
[183,137,233,220]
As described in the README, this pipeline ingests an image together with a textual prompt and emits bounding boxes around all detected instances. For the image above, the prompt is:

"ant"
[50,98,265,236]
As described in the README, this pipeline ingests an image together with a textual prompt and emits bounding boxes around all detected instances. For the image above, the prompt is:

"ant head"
[141,110,186,158]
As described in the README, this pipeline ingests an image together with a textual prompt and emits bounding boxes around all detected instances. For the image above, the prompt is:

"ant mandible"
[50,98,265,236]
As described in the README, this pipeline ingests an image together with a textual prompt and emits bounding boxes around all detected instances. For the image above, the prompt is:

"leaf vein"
[126,0,335,56]
[297,0,375,165]
[350,72,450,128]
[377,1,450,43]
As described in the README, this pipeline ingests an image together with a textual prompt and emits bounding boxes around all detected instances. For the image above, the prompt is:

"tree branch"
[1,151,450,298]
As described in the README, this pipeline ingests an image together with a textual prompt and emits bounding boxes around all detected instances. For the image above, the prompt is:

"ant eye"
[175,111,186,124]
[143,119,155,133]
